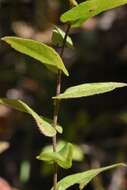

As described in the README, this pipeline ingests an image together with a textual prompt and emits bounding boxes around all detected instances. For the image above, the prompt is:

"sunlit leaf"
[0,98,56,137]
[53,163,126,190]
[0,141,9,154]
[37,143,73,169]
[61,0,127,27]
[2,37,69,76]
[52,26,73,48]
[53,82,127,99]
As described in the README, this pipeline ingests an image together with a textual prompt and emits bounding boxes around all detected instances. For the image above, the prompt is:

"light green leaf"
[0,98,56,137]
[2,37,69,76]
[55,125,63,134]
[72,144,84,161]
[39,141,83,162]
[52,26,73,48]
[0,141,10,154]
[20,160,30,183]
[69,0,78,7]
[41,116,63,134]
[37,143,73,169]
[53,82,127,99]
[61,0,127,27]
[53,163,126,190]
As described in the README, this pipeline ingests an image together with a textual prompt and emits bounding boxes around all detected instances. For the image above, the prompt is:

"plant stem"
[52,24,71,190]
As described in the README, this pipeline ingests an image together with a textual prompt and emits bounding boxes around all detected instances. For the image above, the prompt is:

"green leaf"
[52,26,73,48]
[69,0,78,7]
[37,143,73,169]
[72,144,84,161]
[2,37,69,76]
[0,98,56,137]
[41,116,63,134]
[0,141,10,154]
[38,141,83,162]
[61,0,127,28]
[53,82,127,99]
[20,160,30,183]
[53,163,126,190]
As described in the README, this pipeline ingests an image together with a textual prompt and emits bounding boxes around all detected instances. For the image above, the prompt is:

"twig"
[52,24,71,190]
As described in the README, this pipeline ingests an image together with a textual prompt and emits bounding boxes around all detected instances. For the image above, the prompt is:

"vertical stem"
[52,24,71,190]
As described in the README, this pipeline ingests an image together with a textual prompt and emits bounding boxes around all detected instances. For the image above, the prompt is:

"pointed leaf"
[52,26,73,48]
[37,143,73,169]
[53,163,126,190]
[53,82,127,99]
[0,141,10,154]
[0,98,56,137]
[2,37,69,76]
[61,0,127,27]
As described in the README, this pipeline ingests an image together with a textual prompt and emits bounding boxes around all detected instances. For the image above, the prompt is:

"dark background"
[0,0,127,190]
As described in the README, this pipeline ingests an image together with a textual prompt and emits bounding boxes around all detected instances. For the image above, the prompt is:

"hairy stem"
[52,24,71,190]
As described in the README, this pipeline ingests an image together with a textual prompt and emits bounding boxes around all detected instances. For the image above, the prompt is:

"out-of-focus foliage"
[0,141,9,154]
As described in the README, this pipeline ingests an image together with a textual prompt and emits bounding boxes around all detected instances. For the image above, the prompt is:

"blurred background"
[0,0,127,190]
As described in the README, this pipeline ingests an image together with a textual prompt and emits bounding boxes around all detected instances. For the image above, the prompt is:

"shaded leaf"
[53,163,126,190]
[0,142,9,154]
[2,37,69,76]
[53,82,127,99]
[0,98,56,137]
[37,143,73,169]
[61,0,127,27]
[52,26,73,48]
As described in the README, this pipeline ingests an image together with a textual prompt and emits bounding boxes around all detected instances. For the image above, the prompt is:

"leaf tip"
[52,96,58,100]
[1,37,7,42]
[36,156,40,160]
[1,36,10,42]
[65,71,69,77]
[63,67,69,77]
[1,36,13,45]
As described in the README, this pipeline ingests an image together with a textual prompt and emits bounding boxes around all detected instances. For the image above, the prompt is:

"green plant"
[1,0,127,189]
